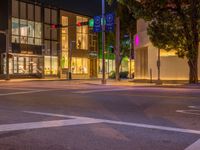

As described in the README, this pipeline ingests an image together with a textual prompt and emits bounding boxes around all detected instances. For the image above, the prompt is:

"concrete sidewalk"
[0,78,200,89]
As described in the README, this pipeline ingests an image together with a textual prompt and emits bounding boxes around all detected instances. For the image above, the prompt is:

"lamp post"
[157,48,162,84]
[101,0,106,84]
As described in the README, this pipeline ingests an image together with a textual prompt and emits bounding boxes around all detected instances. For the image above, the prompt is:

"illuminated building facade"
[0,0,98,79]
[134,19,200,81]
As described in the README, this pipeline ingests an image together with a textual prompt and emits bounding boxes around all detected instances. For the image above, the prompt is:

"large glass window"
[76,16,88,50]
[28,21,34,37]
[44,8,51,24]
[52,41,58,56]
[28,4,34,20]
[35,6,41,22]
[12,0,19,18]
[11,1,42,45]
[44,56,58,75]
[20,2,27,19]
[72,58,88,74]
[51,10,58,24]
[61,16,69,68]
[12,18,42,45]
[20,19,28,44]
[12,18,19,35]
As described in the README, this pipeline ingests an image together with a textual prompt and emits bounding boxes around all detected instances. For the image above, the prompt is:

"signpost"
[105,13,115,32]
[93,16,102,33]
[93,11,115,84]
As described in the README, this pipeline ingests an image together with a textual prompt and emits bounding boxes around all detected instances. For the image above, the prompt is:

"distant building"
[134,19,200,81]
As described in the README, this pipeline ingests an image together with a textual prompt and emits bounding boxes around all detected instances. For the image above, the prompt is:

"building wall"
[60,10,98,79]
[134,19,200,81]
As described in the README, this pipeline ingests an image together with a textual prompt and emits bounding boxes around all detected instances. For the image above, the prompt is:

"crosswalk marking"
[24,111,200,135]
[185,139,200,150]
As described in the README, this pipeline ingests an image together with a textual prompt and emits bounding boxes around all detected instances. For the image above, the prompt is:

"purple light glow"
[135,35,140,46]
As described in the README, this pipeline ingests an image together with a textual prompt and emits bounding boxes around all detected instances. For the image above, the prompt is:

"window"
[12,0,19,17]
[28,4,34,20]
[44,40,51,55]
[35,22,42,45]
[51,10,58,24]
[52,41,57,56]
[20,2,26,19]
[35,6,41,22]
[89,29,97,51]
[12,18,42,45]
[52,29,57,40]
[61,16,69,68]
[76,16,88,50]
[28,21,34,37]
[44,56,58,75]
[12,18,19,35]
[44,8,51,24]
[72,58,88,74]
[44,24,51,39]
[20,19,28,44]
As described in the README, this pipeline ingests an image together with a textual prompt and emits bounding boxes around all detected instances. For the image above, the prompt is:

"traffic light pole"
[101,0,106,84]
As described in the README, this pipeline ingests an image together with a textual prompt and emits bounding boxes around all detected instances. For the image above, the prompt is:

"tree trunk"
[115,61,120,81]
[188,0,199,84]
[188,56,198,84]
[115,17,120,81]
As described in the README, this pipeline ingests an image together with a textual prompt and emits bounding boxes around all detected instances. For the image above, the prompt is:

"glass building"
[0,0,98,79]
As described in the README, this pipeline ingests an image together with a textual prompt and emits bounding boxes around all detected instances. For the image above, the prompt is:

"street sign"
[93,16,102,32]
[105,13,115,32]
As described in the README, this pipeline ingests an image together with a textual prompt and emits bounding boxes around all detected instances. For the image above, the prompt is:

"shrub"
[108,71,129,79]
[120,71,129,79]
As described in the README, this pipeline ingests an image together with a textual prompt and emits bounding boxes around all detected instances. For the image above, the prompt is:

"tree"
[114,0,200,84]
[106,1,136,80]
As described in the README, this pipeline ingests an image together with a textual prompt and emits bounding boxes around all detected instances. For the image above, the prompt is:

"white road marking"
[185,139,200,150]
[24,111,200,135]
[176,110,200,116]
[176,106,200,116]
[0,118,103,132]
[0,90,52,96]
[0,87,38,91]
[73,88,135,94]
[189,106,200,110]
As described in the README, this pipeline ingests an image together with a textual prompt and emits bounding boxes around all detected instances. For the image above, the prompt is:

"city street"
[0,80,199,150]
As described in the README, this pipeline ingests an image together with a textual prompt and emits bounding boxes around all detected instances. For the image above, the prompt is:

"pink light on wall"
[135,34,140,47]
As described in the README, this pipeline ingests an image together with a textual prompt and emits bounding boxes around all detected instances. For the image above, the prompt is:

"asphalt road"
[0,80,200,150]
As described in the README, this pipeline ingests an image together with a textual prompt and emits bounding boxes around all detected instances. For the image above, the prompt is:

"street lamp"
[101,0,106,84]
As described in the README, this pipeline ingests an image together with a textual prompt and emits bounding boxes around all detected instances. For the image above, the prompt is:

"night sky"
[26,0,103,16]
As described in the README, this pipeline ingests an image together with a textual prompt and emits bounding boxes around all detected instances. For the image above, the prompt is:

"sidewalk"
[0,78,200,89]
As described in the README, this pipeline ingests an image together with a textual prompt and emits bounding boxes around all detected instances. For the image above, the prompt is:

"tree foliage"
[113,0,200,83]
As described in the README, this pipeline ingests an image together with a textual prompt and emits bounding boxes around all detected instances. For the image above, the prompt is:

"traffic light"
[51,24,62,29]
[76,22,89,27]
